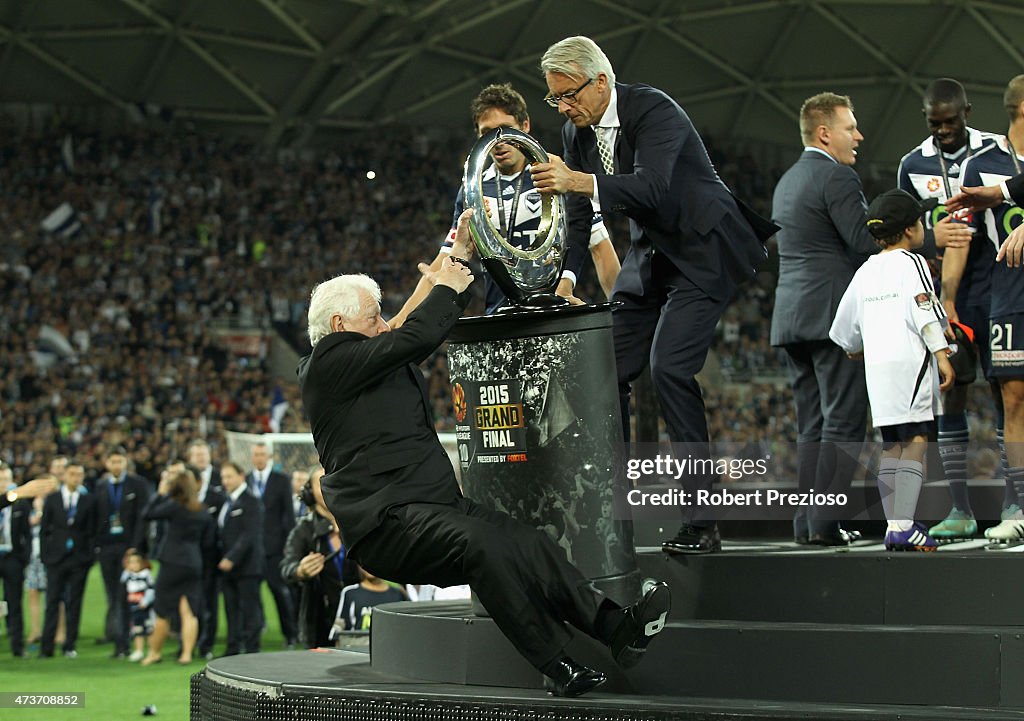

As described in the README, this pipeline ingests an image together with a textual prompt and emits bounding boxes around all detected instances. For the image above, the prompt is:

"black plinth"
[447,303,640,605]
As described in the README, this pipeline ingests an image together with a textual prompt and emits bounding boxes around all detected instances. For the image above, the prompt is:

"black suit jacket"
[41,490,98,566]
[94,473,152,550]
[143,495,214,571]
[219,489,264,577]
[769,149,878,346]
[297,286,467,550]
[3,499,34,565]
[246,469,294,557]
[561,82,774,302]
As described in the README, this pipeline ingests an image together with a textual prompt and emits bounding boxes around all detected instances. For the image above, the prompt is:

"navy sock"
[938,412,972,513]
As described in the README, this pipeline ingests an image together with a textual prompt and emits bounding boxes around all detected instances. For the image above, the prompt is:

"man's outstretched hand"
[420,256,474,294]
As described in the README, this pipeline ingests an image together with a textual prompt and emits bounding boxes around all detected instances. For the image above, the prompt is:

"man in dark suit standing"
[246,442,297,647]
[770,93,879,545]
[187,441,226,659]
[531,36,775,554]
[217,461,264,655]
[40,463,97,658]
[0,464,50,657]
[297,211,671,699]
[93,446,151,657]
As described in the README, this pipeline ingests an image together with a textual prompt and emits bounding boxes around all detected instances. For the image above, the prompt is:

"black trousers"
[263,553,297,643]
[352,497,606,670]
[41,559,90,655]
[97,542,129,651]
[783,340,868,535]
[0,553,25,656]
[197,562,219,655]
[614,249,732,523]
[221,573,261,655]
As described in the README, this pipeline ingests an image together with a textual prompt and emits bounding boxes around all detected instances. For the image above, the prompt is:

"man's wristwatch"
[5,489,17,504]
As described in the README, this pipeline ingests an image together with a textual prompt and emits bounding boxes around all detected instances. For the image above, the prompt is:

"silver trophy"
[463,127,569,308]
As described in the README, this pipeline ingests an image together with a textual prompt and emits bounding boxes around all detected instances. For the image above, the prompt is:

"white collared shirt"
[218,483,248,528]
[804,146,838,163]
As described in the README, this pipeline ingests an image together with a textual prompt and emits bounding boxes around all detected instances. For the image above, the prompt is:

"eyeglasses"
[544,78,592,108]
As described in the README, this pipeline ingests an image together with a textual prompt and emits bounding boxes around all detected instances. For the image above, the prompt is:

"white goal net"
[224,430,460,478]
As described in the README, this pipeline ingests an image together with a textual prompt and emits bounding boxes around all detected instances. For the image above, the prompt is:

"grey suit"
[770,149,877,538]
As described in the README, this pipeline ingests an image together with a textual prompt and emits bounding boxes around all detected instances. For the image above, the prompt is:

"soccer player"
[957,75,1024,540]
[390,83,618,326]
[897,78,1000,540]
[830,189,955,551]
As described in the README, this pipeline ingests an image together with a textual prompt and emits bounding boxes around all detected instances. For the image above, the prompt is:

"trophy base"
[494,293,569,312]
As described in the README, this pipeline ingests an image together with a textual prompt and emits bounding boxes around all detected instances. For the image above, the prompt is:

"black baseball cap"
[865,189,938,239]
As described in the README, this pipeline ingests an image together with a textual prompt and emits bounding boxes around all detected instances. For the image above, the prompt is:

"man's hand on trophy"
[530,154,593,196]
[556,278,585,306]
[450,208,477,261]
[420,256,474,294]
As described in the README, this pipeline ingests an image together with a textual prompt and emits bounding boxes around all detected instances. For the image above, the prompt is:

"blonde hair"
[799,92,853,145]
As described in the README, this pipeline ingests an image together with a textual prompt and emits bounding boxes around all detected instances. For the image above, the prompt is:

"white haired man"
[531,36,777,554]
[297,210,669,697]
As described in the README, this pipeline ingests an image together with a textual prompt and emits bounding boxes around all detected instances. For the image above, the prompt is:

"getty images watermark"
[613,442,867,522]
[625,454,847,509]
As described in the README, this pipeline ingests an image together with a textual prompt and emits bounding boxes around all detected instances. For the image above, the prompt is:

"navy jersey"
[960,138,1024,318]
[443,165,607,314]
[898,127,998,309]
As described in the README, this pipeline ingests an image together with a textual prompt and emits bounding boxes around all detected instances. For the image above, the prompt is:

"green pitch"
[0,563,287,720]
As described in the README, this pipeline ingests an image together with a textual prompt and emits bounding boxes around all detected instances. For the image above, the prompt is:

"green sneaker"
[928,509,978,538]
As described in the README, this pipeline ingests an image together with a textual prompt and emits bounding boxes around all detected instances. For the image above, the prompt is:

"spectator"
[140,465,213,666]
[280,467,358,648]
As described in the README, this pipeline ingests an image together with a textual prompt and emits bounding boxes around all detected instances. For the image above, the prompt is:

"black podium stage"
[191,542,1024,721]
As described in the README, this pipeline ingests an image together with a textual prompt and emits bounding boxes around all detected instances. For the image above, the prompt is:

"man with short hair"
[187,440,221,493]
[391,82,619,327]
[217,461,263,655]
[898,78,1002,539]
[770,92,879,545]
[40,463,97,658]
[531,36,775,554]
[246,442,298,647]
[186,440,225,660]
[298,211,670,698]
[94,446,152,657]
[0,464,38,657]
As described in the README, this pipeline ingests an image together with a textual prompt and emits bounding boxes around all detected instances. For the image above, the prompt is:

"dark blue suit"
[561,83,774,514]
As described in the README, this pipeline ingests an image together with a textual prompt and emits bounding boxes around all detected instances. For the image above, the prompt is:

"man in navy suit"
[532,36,776,554]
[246,442,297,647]
[217,461,264,655]
[39,463,97,658]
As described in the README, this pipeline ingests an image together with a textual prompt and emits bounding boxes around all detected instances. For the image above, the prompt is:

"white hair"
[307,274,381,347]
[540,36,616,84]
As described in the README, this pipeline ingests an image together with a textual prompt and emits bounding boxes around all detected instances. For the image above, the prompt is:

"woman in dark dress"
[141,466,213,665]
[280,468,359,648]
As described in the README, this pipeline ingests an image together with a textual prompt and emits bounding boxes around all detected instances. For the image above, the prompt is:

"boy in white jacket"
[830,189,956,551]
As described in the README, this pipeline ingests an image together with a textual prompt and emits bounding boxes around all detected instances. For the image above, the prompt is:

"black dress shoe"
[608,579,671,668]
[542,657,607,697]
[808,527,856,546]
[662,523,721,554]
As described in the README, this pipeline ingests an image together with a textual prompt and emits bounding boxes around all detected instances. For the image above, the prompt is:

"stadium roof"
[2,0,1023,170]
